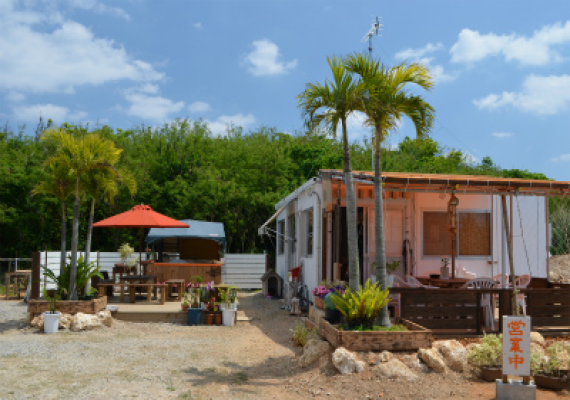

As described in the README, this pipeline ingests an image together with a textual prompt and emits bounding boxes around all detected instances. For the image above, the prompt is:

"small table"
[417,276,470,289]
[119,275,158,302]
[166,279,186,301]
[4,270,31,300]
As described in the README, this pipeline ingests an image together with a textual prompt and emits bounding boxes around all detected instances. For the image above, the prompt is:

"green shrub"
[467,333,502,367]
[330,279,390,329]
[531,343,568,377]
[290,321,318,347]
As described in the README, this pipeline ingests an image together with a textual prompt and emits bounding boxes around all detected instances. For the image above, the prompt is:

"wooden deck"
[106,295,247,324]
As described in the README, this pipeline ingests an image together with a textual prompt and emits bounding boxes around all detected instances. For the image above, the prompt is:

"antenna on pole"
[361,16,382,59]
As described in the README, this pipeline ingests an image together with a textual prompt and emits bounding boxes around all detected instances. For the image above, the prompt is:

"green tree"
[42,129,122,300]
[31,163,75,270]
[345,54,435,326]
[298,56,364,291]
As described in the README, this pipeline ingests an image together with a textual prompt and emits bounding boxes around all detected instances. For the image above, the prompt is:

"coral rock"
[418,348,447,373]
[376,358,419,381]
[332,347,366,374]
[401,354,429,373]
[434,340,468,372]
[59,313,72,330]
[71,313,103,332]
[530,332,545,347]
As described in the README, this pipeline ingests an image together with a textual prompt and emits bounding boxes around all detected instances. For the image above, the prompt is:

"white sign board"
[502,316,531,376]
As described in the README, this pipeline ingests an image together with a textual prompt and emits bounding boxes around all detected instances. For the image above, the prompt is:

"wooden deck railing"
[391,287,570,335]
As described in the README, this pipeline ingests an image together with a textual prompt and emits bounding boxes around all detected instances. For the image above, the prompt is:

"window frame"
[303,207,314,258]
[421,209,492,259]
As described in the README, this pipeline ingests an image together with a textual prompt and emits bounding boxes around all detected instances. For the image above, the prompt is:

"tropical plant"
[467,333,503,367]
[330,278,390,329]
[43,287,59,314]
[41,128,122,300]
[298,56,364,292]
[42,255,103,298]
[31,163,75,271]
[118,243,135,264]
[345,54,435,326]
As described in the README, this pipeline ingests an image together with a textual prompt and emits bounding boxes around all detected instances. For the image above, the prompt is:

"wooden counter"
[146,262,224,285]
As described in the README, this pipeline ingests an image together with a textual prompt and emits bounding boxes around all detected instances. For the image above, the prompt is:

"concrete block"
[496,379,536,400]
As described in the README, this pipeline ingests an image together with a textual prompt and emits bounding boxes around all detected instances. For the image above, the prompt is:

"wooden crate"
[28,296,107,315]
[318,318,433,351]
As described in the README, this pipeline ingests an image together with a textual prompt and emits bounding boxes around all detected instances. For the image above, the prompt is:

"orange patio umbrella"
[93,204,189,274]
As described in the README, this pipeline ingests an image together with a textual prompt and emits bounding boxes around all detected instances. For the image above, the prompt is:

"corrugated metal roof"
[320,169,570,194]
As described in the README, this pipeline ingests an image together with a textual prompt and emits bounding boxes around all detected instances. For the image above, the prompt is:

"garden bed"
[28,296,107,316]
[307,317,433,352]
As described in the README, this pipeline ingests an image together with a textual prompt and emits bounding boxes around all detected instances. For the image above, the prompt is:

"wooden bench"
[97,283,168,304]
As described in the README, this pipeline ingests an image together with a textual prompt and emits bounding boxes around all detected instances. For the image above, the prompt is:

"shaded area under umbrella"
[93,204,189,274]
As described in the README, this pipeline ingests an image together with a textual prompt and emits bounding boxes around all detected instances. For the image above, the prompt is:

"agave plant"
[330,279,390,330]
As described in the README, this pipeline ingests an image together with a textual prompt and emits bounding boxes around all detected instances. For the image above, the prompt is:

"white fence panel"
[222,254,266,289]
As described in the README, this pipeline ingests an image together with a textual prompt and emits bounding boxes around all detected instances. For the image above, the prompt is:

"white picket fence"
[40,251,266,290]
[222,254,266,289]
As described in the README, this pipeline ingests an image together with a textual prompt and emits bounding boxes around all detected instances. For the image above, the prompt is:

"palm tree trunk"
[60,200,67,270]
[68,178,80,300]
[374,129,390,327]
[342,118,360,292]
[83,197,95,293]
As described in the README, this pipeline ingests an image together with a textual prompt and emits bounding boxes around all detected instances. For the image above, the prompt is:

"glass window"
[277,220,285,255]
[423,211,491,257]
[305,208,314,257]
[458,212,491,256]
[423,212,450,256]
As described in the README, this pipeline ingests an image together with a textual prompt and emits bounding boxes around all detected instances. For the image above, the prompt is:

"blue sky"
[1,0,569,180]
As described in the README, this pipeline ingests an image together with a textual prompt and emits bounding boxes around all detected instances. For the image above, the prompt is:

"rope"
[515,194,533,276]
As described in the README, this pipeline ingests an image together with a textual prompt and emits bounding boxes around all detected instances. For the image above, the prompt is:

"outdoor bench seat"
[97,283,168,304]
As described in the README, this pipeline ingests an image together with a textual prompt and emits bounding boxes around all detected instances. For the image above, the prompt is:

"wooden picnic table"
[119,275,158,301]
[4,270,31,300]
[417,276,470,288]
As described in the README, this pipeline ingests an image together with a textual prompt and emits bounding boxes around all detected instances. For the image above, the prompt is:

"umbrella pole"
[139,227,143,276]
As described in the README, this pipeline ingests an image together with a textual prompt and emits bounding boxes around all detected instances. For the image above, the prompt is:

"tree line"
[0,118,549,263]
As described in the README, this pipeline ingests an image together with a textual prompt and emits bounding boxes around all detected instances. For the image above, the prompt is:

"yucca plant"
[330,279,390,330]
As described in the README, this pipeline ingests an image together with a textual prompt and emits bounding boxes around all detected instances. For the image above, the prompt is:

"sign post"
[496,316,536,400]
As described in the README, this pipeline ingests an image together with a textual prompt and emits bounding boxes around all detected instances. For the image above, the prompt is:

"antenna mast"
[361,16,382,59]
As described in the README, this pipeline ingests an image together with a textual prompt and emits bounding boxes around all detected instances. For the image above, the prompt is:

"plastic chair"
[515,275,531,316]
[462,278,497,327]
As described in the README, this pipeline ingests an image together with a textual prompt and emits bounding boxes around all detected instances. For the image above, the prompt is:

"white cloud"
[395,42,444,60]
[12,103,87,123]
[492,132,513,139]
[206,113,256,136]
[394,43,456,83]
[193,22,202,29]
[450,21,570,66]
[137,83,160,94]
[124,92,185,121]
[0,2,163,94]
[474,74,570,115]
[188,101,211,114]
[242,39,297,76]
[65,0,130,20]
[551,153,570,162]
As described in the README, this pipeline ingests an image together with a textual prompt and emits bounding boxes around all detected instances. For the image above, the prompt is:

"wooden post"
[31,251,41,300]
[501,195,519,315]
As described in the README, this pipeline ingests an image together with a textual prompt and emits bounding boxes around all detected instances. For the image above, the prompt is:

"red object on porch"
[291,266,301,280]
[93,205,189,274]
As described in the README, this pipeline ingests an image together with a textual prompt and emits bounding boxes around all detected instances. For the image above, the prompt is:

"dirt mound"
[550,254,570,283]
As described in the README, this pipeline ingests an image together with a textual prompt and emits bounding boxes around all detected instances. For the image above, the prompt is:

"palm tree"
[42,129,122,299]
[83,167,137,269]
[31,163,75,271]
[298,56,364,292]
[345,54,435,326]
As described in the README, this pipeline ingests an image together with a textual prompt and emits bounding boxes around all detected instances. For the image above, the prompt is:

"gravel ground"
[0,294,566,400]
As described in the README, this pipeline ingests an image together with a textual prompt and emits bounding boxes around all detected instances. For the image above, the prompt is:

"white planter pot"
[200,302,207,310]
[222,309,237,326]
[43,311,61,334]
[220,303,237,311]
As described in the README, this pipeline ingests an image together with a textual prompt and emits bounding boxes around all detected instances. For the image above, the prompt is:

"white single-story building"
[259,169,570,301]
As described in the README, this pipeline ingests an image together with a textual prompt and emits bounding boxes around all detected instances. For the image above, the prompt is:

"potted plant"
[323,292,342,324]
[330,279,390,330]
[220,288,237,326]
[80,287,98,301]
[312,283,328,309]
[229,287,237,310]
[467,333,503,381]
[181,294,190,312]
[42,288,60,334]
[200,280,214,309]
[532,343,570,390]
